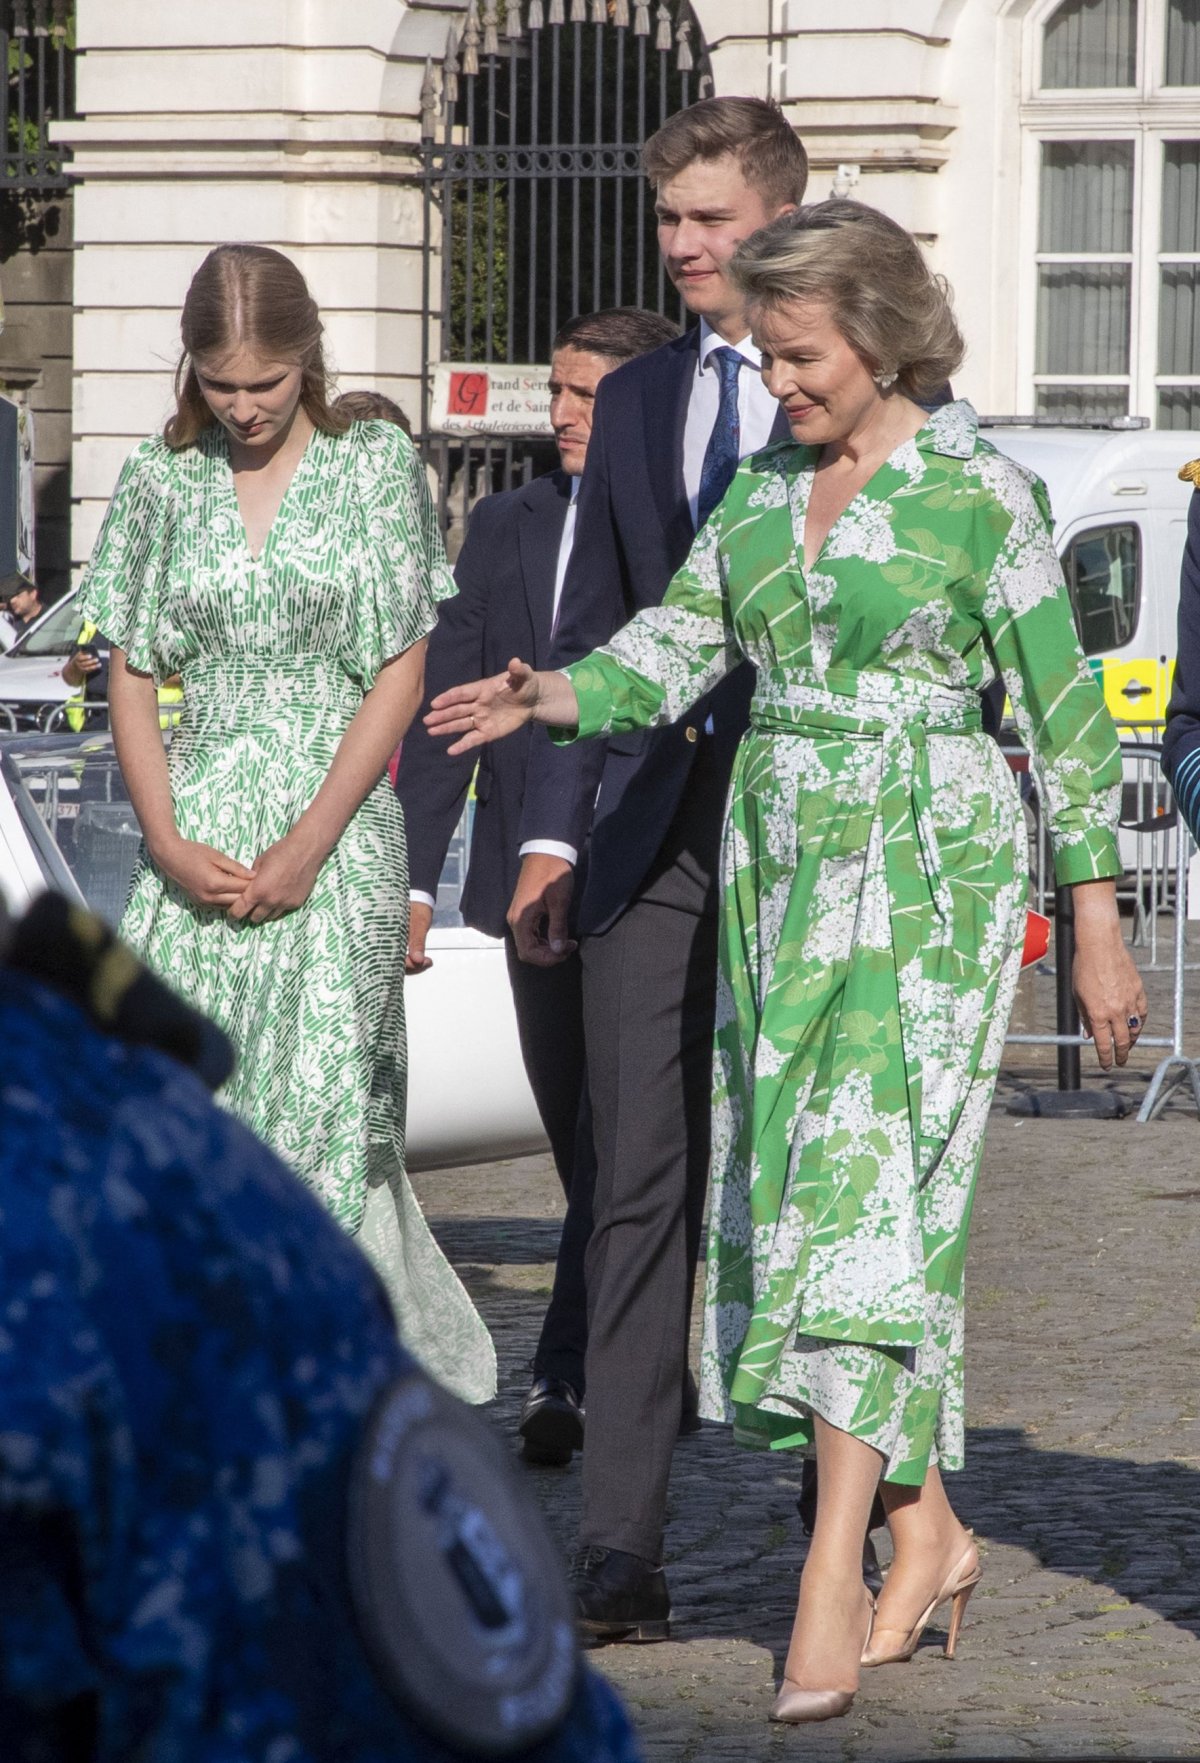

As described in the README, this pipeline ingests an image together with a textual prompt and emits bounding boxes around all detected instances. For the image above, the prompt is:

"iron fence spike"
[442,25,460,106]
[633,0,650,34]
[462,0,481,74]
[12,0,30,38]
[548,0,565,22]
[482,0,500,55]
[528,0,545,24]
[675,7,693,70]
[420,56,440,137]
[612,0,630,23]
[570,0,587,20]
[506,0,524,38]
[655,2,672,51]
[591,0,607,20]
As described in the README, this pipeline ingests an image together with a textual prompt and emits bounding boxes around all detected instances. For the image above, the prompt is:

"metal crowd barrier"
[40,700,107,733]
[1005,730,1200,1121]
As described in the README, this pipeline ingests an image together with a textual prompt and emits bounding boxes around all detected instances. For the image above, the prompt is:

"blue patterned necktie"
[697,345,743,527]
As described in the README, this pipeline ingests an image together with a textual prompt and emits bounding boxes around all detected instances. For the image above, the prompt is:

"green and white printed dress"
[563,401,1121,1482]
[79,419,497,1405]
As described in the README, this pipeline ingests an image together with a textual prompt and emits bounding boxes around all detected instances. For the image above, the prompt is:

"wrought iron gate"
[1,0,73,192]
[418,1,710,544]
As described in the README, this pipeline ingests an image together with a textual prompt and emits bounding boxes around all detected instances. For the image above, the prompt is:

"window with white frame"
[1029,0,1200,427]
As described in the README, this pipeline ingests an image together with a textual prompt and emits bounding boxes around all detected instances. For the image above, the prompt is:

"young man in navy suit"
[396,306,677,1462]
[508,98,816,1642]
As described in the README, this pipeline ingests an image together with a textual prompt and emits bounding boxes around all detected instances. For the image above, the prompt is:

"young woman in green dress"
[426,203,1147,1715]
[80,245,495,1405]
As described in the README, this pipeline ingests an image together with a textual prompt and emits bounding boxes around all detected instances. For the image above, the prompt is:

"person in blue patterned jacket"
[0,891,641,1763]
[1162,460,1200,834]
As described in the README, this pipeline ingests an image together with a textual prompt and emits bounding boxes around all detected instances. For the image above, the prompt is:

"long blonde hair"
[164,244,351,450]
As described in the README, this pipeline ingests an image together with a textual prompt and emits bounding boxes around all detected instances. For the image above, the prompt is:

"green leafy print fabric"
[565,402,1120,1482]
[79,419,497,1405]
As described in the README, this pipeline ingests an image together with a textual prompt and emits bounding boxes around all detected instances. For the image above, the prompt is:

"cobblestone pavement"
[412,947,1200,1759]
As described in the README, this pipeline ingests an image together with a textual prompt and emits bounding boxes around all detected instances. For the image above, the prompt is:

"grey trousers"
[576,740,728,1562]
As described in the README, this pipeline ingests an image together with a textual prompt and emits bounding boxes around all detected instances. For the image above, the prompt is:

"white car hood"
[0,650,71,704]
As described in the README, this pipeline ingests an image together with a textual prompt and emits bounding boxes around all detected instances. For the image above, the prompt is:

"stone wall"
[0,194,74,599]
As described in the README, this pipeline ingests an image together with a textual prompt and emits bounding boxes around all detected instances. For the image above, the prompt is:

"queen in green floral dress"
[79,416,497,1406]
[559,395,1123,1479]
[431,384,1127,1463]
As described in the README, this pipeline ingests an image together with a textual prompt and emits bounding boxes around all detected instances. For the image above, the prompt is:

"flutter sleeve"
[77,438,173,682]
[977,456,1122,885]
[562,513,742,740]
[349,420,457,689]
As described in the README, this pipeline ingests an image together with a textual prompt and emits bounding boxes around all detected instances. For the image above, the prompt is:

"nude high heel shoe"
[769,1593,875,1724]
[861,1531,981,1667]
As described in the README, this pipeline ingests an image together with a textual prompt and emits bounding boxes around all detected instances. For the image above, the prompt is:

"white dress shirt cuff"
[518,840,579,866]
[409,890,437,910]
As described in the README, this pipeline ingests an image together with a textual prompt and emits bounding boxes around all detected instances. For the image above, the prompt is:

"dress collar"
[914,399,979,460]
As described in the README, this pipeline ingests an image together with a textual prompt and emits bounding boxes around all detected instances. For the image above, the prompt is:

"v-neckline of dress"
[791,417,930,578]
[221,424,320,565]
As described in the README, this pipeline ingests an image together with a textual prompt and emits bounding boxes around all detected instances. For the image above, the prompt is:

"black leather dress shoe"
[517,1377,584,1466]
[571,1545,671,1645]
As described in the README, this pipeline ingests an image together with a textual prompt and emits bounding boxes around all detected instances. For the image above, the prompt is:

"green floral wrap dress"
[563,402,1121,1482]
[79,419,497,1405]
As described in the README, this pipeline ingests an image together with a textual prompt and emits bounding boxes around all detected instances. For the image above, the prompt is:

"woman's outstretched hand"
[425,658,579,756]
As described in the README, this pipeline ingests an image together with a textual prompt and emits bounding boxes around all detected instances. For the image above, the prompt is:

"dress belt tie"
[749,668,982,921]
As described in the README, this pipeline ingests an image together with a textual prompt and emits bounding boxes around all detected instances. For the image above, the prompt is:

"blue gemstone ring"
[1127,1014,1141,1030]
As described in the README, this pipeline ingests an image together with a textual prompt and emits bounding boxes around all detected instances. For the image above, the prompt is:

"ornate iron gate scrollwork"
[418,1,710,546]
[1,0,73,193]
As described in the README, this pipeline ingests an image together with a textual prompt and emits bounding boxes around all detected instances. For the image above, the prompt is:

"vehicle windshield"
[13,591,83,658]
[1,734,472,930]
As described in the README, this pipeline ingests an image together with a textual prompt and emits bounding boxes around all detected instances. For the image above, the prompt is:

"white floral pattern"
[79,420,497,1405]
[563,403,1120,1481]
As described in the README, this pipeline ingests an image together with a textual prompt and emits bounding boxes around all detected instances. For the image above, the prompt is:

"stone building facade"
[52,0,1200,572]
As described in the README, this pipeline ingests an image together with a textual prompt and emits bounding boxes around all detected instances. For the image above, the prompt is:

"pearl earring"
[874,369,898,391]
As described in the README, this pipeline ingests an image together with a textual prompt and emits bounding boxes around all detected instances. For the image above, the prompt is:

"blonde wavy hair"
[730,200,964,401]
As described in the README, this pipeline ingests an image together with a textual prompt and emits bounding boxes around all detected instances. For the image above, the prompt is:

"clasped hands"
[152,828,323,925]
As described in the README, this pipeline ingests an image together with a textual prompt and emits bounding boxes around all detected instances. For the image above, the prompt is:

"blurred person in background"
[0,577,42,650]
[336,388,414,436]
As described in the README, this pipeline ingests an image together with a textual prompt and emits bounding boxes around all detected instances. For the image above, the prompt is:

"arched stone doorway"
[416,2,712,535]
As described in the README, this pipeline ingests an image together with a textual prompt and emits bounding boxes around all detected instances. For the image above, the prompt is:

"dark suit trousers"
[577,737,728,1562]
[504,932,592,1392]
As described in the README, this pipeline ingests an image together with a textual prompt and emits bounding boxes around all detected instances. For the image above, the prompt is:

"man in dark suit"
[508,97,814,1642]
[396,306,678,1463]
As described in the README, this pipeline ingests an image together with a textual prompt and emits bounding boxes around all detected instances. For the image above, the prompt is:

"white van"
[984,418,1200,727]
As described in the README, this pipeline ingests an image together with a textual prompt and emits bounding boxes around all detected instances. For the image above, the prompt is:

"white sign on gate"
[430,363,553,437]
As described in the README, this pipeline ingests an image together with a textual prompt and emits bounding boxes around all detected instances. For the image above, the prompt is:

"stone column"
[57,0,448,569]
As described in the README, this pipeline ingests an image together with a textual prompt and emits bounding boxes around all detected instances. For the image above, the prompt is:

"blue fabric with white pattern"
[0,962,641,1763]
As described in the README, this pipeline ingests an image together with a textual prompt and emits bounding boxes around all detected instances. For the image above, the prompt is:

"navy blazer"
[1161,472,1200,837]
[518,328,789,936]
[397,470,572,941]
